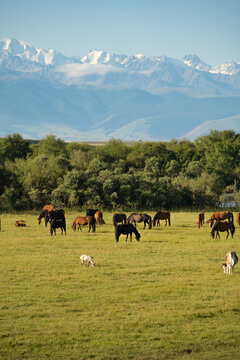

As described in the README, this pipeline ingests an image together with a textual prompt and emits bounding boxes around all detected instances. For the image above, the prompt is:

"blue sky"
[1,0,240,65]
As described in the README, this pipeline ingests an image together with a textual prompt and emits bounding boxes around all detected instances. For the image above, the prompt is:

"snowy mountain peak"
[183,54,211,71]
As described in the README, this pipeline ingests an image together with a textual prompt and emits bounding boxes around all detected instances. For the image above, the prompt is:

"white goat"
[223,251,238,274]
[80,254,95,267]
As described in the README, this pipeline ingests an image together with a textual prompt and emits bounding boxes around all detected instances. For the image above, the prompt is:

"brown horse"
[197,210,205,229]
[94,210,105,225]
[127,213,152,229]
[237,211,240,226]
[15,220,26,227]
[211,220,235,239]
[72,216,96,233]
[207,211,233,227]
[113,213,127,226]
[38,204,56,226]
[153,211,171,227]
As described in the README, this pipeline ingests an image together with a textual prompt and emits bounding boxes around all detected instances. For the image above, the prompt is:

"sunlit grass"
[0,211,240,359]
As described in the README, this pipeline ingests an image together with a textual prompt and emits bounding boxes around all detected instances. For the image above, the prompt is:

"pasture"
[0,211,240,360]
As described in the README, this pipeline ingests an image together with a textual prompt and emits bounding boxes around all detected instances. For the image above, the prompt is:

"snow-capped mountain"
[0,38,240,141]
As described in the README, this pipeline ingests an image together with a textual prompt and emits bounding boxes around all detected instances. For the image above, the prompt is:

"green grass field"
[0,211,240,360]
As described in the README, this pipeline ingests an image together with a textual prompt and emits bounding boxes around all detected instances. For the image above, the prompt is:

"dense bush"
[0,131,240,211]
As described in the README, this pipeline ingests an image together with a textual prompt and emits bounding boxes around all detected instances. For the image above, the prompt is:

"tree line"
[1,130,240,212]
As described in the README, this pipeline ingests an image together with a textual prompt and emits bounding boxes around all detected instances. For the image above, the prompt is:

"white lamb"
[223,251,238,274]
[80,254,95,267]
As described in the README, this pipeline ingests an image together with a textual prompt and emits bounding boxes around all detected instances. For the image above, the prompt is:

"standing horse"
[127,213,152,229]
[153,211,171,227]
[115,224,141,243]
[113,213,127,226]
[207,211,233,227]
[197,210,205,229]
[38,204,56,227]
[72,216,96,233]
[94,210,105,225]
[211,220,235,239]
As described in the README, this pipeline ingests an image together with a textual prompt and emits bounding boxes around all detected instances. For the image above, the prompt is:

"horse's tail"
[149,216,152,229]
[232,223,235,236]
[168,214,171,226]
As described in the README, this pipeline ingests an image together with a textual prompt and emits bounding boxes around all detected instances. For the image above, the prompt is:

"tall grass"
[0,211,240,360]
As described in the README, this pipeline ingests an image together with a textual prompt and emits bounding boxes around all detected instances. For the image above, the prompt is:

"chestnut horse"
[211,220,235,239]
[94,210,105,225]
[38,204,56,227]
[127,213,152,229]
[72,216,96,233]
[153,211,171,227]
[237,211,240,226]
[207,211,233,227]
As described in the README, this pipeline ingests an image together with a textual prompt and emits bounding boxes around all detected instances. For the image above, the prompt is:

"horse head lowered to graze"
[127,213,152,229]
[223,251,238,274]
[113,213,127,226]
[153,211,171,227]
[207,211,233,227]
[72,215,96,233]
[38,204,56,227]
[211,220,235,239]
[115,224,141,243]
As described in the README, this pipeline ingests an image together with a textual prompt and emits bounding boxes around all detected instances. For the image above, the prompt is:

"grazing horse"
[197,210,205,229]
[207,211,233,227]
[115,224,141,243]
[153,211,171,227]
[127,213,152,229]
[113,213,127,226]
[72,216,96,233]
[211,220,235,239]
[38,204,56,227]
[94,210,105,225]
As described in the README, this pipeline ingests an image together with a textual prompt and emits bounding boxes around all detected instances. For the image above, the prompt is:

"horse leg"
[126,234,128,242]
[226,230,229,239]
[130,232,132,242]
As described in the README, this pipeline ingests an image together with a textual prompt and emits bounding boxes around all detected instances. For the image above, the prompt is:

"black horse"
[127,213,152,229]
[86,209,99,217]
[113,213,127,226]
[211,220,235,239]
[115,224,141,243]
[49,209,66,236]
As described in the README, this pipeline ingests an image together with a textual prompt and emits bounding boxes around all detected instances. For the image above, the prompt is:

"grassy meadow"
[0,211,240,360]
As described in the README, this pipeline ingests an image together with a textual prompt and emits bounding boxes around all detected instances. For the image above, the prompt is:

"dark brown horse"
[211,220,235,239]
[72,216,96,233]
[153,211,171,227]
[15,220,26,227]
[38,204,56,227]
[207,211,233,227]
[113,213,127,226]
[197,210,205,229]
[127,213,152,229]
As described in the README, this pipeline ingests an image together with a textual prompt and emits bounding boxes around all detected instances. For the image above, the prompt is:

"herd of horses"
[37,204,239,242]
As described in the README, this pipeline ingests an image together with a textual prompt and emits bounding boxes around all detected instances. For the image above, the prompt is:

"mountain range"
[1,38,240,141]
